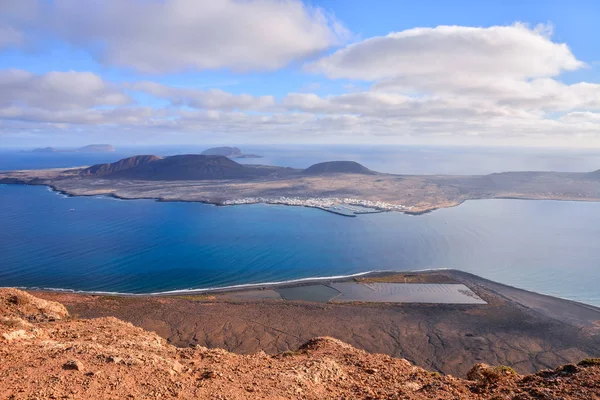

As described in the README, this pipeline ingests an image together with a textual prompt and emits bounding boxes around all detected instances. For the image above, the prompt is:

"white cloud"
[40,0,348,73]
[2,18,600,146]
[0,69,130,110]
[0,0,39,49]
[0,26,23,48]
[0,106,160,126]
[561,111,600,124]
[290,23,600,144]
[131,82,275,111]
[303,23,600,115]
[307,23,583,82]
[4,74,600,146]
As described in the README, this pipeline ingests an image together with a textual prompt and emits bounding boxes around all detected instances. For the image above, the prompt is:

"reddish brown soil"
[30,271,600,377]
[2,288,600,399]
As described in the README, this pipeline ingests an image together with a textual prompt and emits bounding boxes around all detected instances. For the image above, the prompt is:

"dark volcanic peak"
[133,154,246,180]
[79,155,162,177]
[588,169,600,179]
[303,160,375,175]
[81,154,251,180]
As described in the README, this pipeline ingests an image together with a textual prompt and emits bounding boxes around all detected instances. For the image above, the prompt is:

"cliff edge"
[1,288,599,399]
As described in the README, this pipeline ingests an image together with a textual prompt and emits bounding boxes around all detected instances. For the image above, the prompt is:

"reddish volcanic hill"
[2,288,599,399]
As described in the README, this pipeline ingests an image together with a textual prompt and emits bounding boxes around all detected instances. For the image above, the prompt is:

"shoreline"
[2,161,600,216]
[13,179,600,218]
[32,180,600,216]
[27,269,600,376]
[11,268,600,310]
[2,180,423,215]
[8,269,386,297]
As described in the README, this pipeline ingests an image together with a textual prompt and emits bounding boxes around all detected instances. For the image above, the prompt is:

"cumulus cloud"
[0,0,39,49]
[3,72,600,146]
[2,17,600,146]
[0,69,130,110]
[287,23,600,144]
[0,26,23,48]
[307,23,583,82]
[131,82,275,111]
[0,106,160,126]
[303,23,600,115]
[561,111,600,124]
[34,0,348,73]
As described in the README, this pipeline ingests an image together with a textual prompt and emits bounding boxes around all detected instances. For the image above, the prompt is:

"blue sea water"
[1,146,600,305]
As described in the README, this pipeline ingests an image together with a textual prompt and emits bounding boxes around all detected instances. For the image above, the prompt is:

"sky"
[1,0,600,148]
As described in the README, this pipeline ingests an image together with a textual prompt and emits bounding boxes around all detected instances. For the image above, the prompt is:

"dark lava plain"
[32,270,600,377]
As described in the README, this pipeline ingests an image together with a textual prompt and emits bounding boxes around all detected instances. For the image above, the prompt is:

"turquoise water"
[1,183,600,305]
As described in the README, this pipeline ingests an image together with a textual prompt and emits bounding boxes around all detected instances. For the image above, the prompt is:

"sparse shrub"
[557,364,578,374]
[493,365,517,375]
[0,318,20,328]
[479,366,516,383]
[578,358,600,367]
[7,295,24,305]
[468,364,516,384]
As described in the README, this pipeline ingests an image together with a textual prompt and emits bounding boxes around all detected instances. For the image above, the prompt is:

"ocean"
[1,146,599,305]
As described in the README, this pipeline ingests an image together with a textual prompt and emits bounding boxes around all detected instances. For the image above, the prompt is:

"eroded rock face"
[0,288,69,321]
[1,288,599,399]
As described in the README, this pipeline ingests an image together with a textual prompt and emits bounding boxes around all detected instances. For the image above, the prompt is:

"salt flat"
[330,283,487,304]
[272,282,487,304]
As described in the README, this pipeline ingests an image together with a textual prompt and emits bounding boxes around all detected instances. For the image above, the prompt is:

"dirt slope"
[1,288,599,399]
[33,270,600,377]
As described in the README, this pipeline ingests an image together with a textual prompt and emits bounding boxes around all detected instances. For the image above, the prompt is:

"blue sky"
[1,0,599,147]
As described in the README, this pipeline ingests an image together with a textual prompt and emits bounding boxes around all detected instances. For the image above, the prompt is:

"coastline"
[3,162,600,216]
[28,268,600,376]
[13,268,600,311]
[26,179,600,217]
[10,269,384,297]
[2,179,421,215]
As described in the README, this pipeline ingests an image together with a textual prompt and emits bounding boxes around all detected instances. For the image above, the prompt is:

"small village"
[222,196,412,216]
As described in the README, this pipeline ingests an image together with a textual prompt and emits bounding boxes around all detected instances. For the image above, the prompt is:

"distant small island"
[201,146,262,159]
[31,144,116,153]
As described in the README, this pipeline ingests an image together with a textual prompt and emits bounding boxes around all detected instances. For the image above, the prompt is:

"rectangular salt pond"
[276,284,341,303]
[329,283,487,304]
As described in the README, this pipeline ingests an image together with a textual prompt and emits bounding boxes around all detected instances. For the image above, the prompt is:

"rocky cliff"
[1,288,599,399]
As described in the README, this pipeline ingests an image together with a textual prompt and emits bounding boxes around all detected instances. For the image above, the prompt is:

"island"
[31,144,116,153]
[201,146,262,159]
[1,153,599,215]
